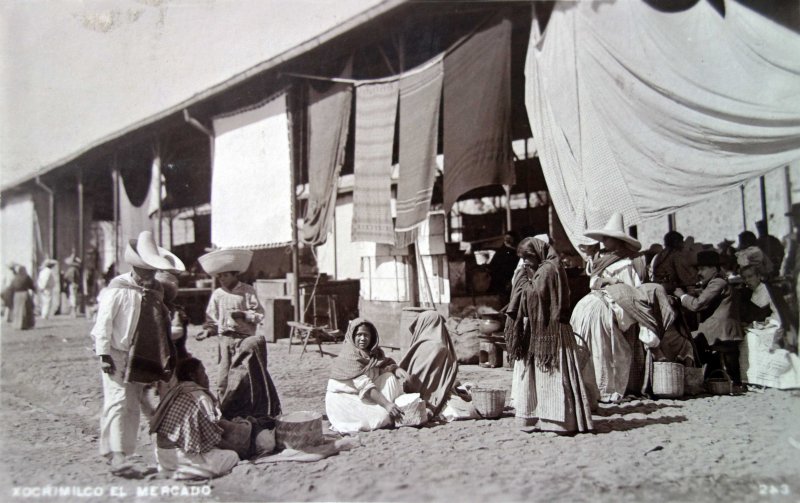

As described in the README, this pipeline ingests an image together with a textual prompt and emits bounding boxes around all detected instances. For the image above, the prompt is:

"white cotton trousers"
[99,351,147,457]
[39,290,52,319]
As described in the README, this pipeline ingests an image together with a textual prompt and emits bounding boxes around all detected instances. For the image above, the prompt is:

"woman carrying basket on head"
[505,236,594,434]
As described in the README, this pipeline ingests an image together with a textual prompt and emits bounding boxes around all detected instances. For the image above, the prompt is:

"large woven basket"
[471,388,506,419]
[706,369,733,395]
[275,411,324,450]
[652,362,684,398]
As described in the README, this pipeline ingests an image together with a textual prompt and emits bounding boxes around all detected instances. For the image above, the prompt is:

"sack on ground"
[452,318,482,364]
[394,393,428,427]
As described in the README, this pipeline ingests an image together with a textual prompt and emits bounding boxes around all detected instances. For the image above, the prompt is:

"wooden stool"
[287,321,324,357]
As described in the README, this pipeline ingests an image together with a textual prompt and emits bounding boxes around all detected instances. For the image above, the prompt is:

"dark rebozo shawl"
[591,248,647,281]
[504,240,572,371]
[108,274,175,384]
[330,318,395,381]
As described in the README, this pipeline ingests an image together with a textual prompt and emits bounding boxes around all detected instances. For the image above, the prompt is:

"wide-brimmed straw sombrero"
[197,249,253,275]
[584,212,641,251]
[124,230,186,272]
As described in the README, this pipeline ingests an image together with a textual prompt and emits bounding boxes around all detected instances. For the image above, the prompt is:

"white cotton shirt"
[326,367,381,400]
[750,283,781,328]
[90,273,143,356]
[589,257,642,290]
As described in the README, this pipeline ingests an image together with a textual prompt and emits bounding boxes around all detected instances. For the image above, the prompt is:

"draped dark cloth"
[220,336,282,421]
[443,11,514,212]
[395,60,443,247]
[301,60,353,246]
[504,239,572,371]
[398,311,459,416]
[605,282,698,365]
[330,318,395,381]
[108,276,175,384]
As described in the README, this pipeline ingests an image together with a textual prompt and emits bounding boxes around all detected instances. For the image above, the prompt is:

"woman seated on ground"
[738,265,800,389]
[326,319,409,433]
[151,358,240,480]
[399,310,462,418]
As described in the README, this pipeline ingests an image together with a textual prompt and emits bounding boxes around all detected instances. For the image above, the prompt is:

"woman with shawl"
[738,264,800,389]
[326,319,408,433]
[570,213,647,403]
[9,265,35,330]
[399,310,460,417]
[505,237,594,434]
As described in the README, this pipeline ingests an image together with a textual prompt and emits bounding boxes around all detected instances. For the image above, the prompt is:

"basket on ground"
[275,411,324,449]
[471,388,506,419]
[705,369,733,395]
[683,366,705,395]
[652,361,684,398]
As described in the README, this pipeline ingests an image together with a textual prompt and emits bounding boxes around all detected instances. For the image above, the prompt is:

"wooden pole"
[740,185,747,230]
[78,167,84,260]
[291,88,303,323]
[112,159,120,276]
[760,175,768,233]
[155,151,163,246]
[785,165,793,235]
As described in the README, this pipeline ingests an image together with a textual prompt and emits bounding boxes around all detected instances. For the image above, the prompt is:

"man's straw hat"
[124,231,185,271]
[584,212,641,251]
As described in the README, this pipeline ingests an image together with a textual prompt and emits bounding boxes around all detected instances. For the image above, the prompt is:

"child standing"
[196,250,281,420]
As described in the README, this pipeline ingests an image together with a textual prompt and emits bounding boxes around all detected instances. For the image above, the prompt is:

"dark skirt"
[12,291,34,330]
[219,335,282,420]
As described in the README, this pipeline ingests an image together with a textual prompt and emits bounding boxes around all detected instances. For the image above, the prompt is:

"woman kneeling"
[326,319,408,433]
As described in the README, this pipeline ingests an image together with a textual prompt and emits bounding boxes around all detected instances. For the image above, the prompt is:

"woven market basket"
[471,388,506,419]
[706,369,733,395]
[683,366,705,396]
[652,362,684,398]
[275,411,324,450]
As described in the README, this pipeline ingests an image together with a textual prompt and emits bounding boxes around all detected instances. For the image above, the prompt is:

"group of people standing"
[31,206,800,480]
[1,253,84,329]
[91,231,280,480]
[571,211,800,407]
[320,209,800,439]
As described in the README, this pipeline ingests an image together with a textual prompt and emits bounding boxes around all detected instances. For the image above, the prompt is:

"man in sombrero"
[90,230,185,474]
[36,259,59,320]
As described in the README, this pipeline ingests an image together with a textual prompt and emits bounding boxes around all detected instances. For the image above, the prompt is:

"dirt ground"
[1,315,799,503]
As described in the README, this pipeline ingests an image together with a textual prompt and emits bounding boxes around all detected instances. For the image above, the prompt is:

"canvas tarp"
[212,92,294,249]
[525,1,800,248]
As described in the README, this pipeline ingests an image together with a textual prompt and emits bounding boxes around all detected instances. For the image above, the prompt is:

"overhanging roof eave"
[1,0,407,194]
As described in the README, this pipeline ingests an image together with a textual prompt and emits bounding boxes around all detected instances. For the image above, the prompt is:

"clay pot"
[478,318,503,335]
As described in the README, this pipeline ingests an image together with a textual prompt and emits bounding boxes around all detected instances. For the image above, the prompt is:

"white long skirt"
[570,293,632,403]
[325,372,403,433]
[740,325,800,390]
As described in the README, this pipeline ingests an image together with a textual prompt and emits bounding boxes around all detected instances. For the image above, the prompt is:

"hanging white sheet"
[526,1,800,247]
[212,92,293,249]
